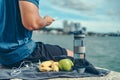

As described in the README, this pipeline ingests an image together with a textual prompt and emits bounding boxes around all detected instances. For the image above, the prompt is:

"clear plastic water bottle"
[74,31,86,73]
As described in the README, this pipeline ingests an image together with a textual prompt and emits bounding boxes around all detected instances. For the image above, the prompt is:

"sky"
[39,0,120,33]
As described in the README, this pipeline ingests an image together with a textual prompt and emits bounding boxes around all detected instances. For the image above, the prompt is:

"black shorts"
[5,42,67,68]
[25,42,67,62]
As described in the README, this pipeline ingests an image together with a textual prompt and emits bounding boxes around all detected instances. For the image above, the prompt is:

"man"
[0,0,73,68]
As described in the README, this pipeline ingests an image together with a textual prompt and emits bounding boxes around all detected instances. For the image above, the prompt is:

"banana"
[53,62,59,66]
[41,60,54,67]
[39,60,54,72]
[52,62,59,72]
[39,60,60,72]
[40,66,52,72]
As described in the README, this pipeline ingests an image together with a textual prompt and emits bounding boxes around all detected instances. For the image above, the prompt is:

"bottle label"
[74,46,85,53]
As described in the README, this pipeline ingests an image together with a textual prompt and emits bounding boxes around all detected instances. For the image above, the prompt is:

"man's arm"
[19,1,54,30]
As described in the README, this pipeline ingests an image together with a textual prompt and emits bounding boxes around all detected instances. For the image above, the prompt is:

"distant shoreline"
[34,30,120,37]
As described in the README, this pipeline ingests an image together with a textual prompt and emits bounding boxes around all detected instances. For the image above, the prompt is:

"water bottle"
[74,31,86,73]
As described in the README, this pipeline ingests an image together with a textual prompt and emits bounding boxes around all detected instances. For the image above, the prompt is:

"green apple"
[58,59,74,71]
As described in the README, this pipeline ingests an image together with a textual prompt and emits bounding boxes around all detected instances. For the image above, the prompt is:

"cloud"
[47,0,97,11]
[46,0,120,21]
[39,0,120,32]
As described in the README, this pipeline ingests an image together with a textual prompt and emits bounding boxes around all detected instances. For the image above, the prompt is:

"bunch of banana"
[38,60,59,72]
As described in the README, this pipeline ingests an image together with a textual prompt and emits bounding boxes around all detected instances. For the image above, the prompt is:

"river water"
[32,31,120,72]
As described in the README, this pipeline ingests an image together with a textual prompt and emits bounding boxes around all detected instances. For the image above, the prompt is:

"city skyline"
[39,0,120,33]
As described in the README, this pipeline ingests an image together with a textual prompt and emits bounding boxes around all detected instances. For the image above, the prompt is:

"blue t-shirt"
[0,0,39,65]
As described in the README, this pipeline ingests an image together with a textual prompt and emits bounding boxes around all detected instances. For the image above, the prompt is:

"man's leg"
[66,49,73,57]
[4,42,74,68]
[24,42,73,62]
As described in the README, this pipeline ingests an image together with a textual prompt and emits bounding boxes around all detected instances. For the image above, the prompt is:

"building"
[63,20,81,33]
[63,20,70,33]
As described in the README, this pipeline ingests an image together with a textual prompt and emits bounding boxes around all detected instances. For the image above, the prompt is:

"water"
[32,31,120,72]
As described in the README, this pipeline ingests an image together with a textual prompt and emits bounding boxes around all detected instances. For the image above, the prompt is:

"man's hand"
[44,15,55,26]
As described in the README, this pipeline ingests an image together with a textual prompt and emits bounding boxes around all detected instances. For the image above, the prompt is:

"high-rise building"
[74,23,81,31]
[70,22,75,32]
[63,20,82,33]
[63,20,70,33]
[70,22,81,32]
